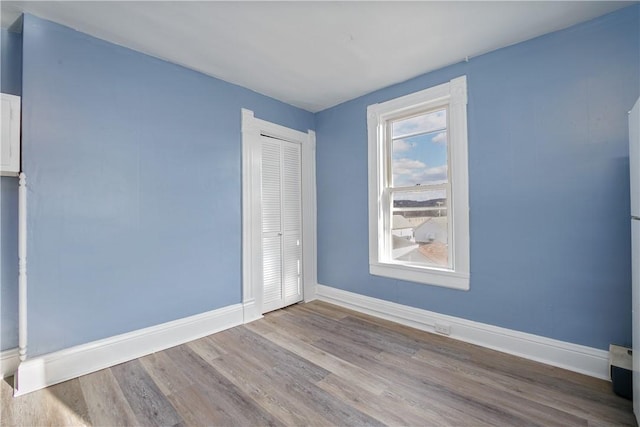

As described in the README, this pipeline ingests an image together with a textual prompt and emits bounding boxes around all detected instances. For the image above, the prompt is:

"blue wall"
[20,14,314,356]
[1,28,22,96]
[0,27,22,351]
[316,5,640,350]
[5,6,638,356]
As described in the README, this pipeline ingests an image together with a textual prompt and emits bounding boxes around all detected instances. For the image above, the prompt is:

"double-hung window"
[367,76,470,290]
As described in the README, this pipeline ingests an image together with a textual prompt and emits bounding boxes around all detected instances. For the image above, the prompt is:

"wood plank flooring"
[1,301,636,426]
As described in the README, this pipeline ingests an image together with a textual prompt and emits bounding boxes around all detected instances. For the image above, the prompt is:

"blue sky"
[391,108,448,188]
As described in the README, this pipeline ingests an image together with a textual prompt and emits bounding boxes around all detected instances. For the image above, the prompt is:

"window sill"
[370,262,470,290]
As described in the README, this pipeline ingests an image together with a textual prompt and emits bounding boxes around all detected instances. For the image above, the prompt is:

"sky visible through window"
[390,109,449,267]
[392,109,448,198]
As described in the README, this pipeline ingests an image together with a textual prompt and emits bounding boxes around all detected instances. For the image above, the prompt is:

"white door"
[261,135,303,313]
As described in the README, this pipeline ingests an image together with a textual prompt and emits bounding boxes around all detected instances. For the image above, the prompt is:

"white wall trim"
[242,299,262,324]
[241,109,317,317]
[316,284,610,380]
[241,109,264,324]
[13,303,243,396]
[302,130,318,303]
[18,172,27,361]
[1,348,20,379]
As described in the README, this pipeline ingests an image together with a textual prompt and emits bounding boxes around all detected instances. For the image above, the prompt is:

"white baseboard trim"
[316,284,610,381]
[304,283,318,303]
[242,300,263,324]
[1,348,20,379]
[14,303,243,396]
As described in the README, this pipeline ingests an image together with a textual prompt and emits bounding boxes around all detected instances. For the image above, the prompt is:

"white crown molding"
[316,284,609,380]
[14,303,243,396]
[1,348,20,379]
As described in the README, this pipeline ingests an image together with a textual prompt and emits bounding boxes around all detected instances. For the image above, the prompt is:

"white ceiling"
[1,1,634,112]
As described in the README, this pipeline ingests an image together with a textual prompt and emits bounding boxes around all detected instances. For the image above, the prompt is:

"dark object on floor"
[610,344,633,400]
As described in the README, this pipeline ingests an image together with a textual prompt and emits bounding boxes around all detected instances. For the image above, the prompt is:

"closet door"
[261,136,302,313]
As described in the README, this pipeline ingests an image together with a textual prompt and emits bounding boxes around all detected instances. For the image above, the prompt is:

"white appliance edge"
[629,97,639,422]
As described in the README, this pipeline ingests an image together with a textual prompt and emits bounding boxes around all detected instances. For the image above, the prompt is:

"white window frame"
[367,76,470,290]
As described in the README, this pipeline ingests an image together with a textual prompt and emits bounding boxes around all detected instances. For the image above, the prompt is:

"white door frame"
[241,109,317,323]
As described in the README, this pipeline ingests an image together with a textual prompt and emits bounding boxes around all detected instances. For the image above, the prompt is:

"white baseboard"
[1,348,20,379]
[316,284,610,380]
[242,300,263,324]
[14,303,243,396]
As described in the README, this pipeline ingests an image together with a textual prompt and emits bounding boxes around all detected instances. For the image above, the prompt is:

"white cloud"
[393,158,448,187]
[423,165,448,182]
[432,132,447,144]
[393,109,446,137]
[393,158,426,175]
[393,139,414,153]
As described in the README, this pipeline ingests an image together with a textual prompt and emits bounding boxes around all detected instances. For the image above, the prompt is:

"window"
[367,76,470,290]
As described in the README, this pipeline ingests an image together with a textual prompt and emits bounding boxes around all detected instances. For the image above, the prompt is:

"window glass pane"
[392,130,448,187]
[391,190,448,268]
[392,108,446,139]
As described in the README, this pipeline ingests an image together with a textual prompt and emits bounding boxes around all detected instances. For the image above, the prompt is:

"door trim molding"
[241,109,317,323]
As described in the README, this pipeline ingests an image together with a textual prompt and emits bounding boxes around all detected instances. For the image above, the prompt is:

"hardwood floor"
[1,301,636,426]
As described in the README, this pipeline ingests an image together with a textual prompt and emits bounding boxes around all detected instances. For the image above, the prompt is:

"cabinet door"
[1,93,21,176]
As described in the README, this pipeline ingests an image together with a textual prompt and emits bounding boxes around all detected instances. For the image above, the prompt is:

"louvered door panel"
[282,143,302,232]
[262,235,282,307]
[261,138,283,312]
[261,136,303,313]
[283,232,301,303]
[282,142,302,304]
[261,140,281,234]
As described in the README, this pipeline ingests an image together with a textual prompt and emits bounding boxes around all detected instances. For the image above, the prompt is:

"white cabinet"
[1,93,21,176]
